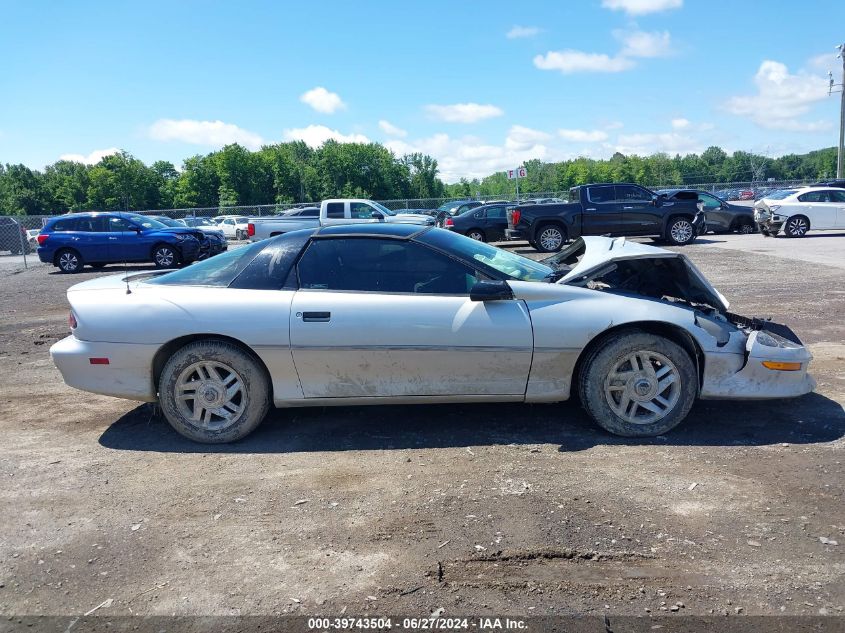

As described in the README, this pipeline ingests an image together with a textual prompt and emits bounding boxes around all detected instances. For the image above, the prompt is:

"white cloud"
[601,0,682,15]
[58,147,121,165]
[505,125,552,151]
[378,120,407,137]
[615,29,672,58]
[506,25,541,39]
[671,117,690,129]
[558,129,609,142]
[605,121,625,130]
[808,52,838,72]
[299,86,347,114]
[148,119,265,150]
[425,103,504,123]
[534,50,635,74]
[614,131,701,155]
[724,60,831,131]
[282,124,369,148]
[534,29,670,75]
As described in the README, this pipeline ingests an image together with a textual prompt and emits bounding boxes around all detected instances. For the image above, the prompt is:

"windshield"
[418,228,552,282]
[371,201,396,216]
[153,216,182,227]
[126,214,167,230]
[436,201,464,213]
[766,189,798,200]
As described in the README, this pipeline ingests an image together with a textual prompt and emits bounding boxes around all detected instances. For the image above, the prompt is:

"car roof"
[317,223,430,239]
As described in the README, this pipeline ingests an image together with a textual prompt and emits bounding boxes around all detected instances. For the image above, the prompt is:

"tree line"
[0,142,837,216]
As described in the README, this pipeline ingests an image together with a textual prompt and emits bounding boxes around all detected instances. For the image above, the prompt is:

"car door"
[581,185,624,234]
[220,218,236,238]
[289,236,533,398]
[796,191,836,229]
[56,216,110,262]
[697,193,727,230]
[828,189,845,227]
[616,184,660,235]
[482,205,508,241]
[102,215,147,261]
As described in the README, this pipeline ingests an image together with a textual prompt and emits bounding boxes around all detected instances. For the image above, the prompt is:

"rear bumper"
[505,228,526,240]
[50,335,158,402]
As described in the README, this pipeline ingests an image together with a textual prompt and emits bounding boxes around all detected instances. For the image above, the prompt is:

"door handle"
[586,208,596,211]
[108,236,118,240]
[302,311,331,322]
[622,206,633,210]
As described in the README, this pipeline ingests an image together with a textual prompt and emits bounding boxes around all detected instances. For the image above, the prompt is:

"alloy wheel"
[603,350,681,425]
[786,217,808,237]
[539,227,563,251]
[174,360,245,431]
[670,220,693,244]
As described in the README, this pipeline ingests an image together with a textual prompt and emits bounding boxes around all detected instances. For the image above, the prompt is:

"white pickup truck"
[247,198,434,241]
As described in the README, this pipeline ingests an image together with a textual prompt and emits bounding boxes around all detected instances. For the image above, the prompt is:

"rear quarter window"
[50,218,80,231]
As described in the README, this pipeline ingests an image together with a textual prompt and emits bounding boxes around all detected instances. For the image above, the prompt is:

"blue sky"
[1,0,843,182]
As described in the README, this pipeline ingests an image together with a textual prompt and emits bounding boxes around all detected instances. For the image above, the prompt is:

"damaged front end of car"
[552,237,815,400]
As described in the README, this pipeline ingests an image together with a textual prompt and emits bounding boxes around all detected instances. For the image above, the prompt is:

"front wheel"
[153,244,180,268]
[736,220,755,234]
[784,215,809,238]
[535,224,566,252]
[158,340,271,443]
[666,217,696,245]
[578,330,697,437]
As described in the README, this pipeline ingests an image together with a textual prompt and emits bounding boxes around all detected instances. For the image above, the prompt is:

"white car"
[755,187,845,237]
[50,225,814,444]
[26,229,40,248]
[214,215,250,240]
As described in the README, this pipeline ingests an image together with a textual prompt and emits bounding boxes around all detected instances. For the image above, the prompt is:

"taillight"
[512,209,521,225]
[247,223,255,236]
[37,234,49,246]
[68,311,77,329]
[445,217,454,227]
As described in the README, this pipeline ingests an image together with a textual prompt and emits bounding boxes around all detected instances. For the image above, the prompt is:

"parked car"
[811,179,845,188]
[26,229,41,249]
[247,198,434,241]
[507,183,706,252]
[50,224,814,444]
[444,202,512,242]
[755,187,845,237]
[656,189,755,233]
[180,217,227,237]
[213,216,250,240]
[152,216,227,256]
[36,212,220,273]
[0,216,32,254]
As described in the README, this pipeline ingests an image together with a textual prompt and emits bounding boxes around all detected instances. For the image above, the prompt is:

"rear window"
[50,217,82,231]
[325,203,344,219]
[147,241,268,287]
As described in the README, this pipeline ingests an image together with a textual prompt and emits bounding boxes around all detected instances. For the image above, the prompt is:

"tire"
[55,248,83,273]
[735,220,755,234]
[784,215,810,238]
[528,239,538,249]
[466,229,486,242]
[152,243,180,268]
[158,340,271,443]
[534,223,566,253]
[665,216,696,245]
[578,330,697,437]
[235,230,246,240]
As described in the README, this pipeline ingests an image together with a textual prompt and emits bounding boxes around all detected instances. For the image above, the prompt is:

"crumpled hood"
[554,236,730,312]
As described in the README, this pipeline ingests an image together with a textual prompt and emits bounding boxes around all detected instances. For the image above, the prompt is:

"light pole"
[829,44,845,178]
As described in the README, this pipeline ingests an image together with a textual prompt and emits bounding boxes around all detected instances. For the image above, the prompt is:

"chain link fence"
[0,177,822,272]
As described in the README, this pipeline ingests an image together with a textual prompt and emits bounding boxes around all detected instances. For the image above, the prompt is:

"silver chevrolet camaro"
[51,224,814,443]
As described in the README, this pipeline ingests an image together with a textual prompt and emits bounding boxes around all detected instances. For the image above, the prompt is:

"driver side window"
[350,202,375,219]
[297,238,482,294]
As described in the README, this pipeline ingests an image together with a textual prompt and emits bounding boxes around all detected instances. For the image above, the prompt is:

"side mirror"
[372,211,385,221]
[470,280,514,302]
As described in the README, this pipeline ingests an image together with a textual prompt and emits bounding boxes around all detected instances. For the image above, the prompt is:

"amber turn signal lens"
[761,361,801,371]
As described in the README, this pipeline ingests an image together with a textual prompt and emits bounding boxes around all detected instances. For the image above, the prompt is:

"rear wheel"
[152,244,180,268]
[158,340,271,443]
[56,248,83,273]
[235,229,246,240]
[735,219,755,234]
[784,215,810,238]
[666,217,696,245]
[578,330,697,437]
[535,224,566,252]
[466,229,486,242]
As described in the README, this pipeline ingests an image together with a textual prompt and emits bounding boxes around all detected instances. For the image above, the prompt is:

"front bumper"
[700,328,815,400]
[50,335,158,402]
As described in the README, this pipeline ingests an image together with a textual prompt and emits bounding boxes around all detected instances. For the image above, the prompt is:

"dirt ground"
[0,233,843,622]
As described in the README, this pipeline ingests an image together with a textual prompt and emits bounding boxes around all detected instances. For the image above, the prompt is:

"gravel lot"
[0,232,843,621]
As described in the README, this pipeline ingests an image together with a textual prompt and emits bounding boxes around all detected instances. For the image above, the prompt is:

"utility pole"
[830,44,845,178]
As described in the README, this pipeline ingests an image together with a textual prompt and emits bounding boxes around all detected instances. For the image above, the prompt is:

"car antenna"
[120,206,132,295]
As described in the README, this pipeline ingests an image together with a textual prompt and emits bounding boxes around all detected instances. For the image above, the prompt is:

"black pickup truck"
[506,183,706,252]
